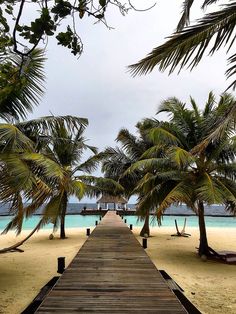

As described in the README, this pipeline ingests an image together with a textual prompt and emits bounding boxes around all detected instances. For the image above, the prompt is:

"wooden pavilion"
[96,194,128,210]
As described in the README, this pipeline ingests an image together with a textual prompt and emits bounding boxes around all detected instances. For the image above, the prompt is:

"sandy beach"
[0,225,235,314]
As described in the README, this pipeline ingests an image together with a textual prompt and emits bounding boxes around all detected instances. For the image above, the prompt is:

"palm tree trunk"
[0,220,42,254]
[198,201,209,256]
[60,192,68,239]
[140,211,150,237]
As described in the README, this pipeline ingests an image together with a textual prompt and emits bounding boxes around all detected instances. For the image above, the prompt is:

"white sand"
[0,225,235,314]
[134,226,236,314]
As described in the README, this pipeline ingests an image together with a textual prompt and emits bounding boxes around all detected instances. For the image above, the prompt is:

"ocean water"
[0,203,234,216]
[0,213,235,232]
[0,203,235,231]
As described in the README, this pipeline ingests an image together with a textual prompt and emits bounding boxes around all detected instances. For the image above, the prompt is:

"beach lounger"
[208,247,236,264]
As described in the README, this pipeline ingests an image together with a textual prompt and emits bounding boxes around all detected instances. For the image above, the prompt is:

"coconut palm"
[0,116,123,245]
[24,118,123,239]
[102,120,161,237]
[129,1,236,89]
[127,93,236,256]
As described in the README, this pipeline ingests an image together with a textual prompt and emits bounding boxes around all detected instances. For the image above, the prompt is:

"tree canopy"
[0,0,155,66]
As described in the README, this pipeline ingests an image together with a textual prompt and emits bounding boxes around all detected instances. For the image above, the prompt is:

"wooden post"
[124,219,127,223]
[86,228,90,236]
[143,238,147,249]
[130,224,133,230]
[57,257,65,274]
[95,220,98,226]
[99,216,102,221]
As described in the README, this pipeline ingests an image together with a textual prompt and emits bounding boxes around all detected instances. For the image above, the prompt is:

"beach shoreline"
[0,226,235,314]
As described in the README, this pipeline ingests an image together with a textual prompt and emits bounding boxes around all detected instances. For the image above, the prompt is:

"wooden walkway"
[36,212,187,313]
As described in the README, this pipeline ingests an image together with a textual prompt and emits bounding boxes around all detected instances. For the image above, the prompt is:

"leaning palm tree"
[127,93,236,257]
[28,119,123,239]
[129,1,236,89]
[0,116,123,248]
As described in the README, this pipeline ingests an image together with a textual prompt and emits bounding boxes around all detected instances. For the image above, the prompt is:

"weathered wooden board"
[36,211,187,313]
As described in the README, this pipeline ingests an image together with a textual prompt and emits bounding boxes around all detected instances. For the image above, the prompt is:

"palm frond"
[225,53,236,89]
[177,0,195,31]
[155,181,193,220]
[68,179,85,200]
[129,2,236,86]
[73,154,101,174]
[124,158,171,175]
[1,194,24,235]
[203,91,216,117]
[190,96,201,122]
[167,146,194,168]
[40,194,64,229]
[196,172,224,204]
[77,175,124,197]
[157,97,185,116]
[201,0,221,9]
[21,152,65,181]
[149,127,180,145]
[0,49,46,120]
[0,124,33,152]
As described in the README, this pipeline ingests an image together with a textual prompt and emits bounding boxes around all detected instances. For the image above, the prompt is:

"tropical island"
[0,1,236,313]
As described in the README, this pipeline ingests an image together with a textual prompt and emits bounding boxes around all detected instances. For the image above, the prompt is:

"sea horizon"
[0,202,234,216]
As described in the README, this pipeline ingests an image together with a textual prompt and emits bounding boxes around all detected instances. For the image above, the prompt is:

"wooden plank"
[36,211,187,313]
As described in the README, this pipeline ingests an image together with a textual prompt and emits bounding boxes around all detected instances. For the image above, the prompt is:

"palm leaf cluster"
[0,117,123,238]
[131,93,236,255]
[0,49,45,120]
[129,1,236,89]
[103,92,236,256]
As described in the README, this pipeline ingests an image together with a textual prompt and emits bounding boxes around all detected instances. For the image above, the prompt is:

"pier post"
[57,257,65,274]
[142,238,147,249]
[86,228,90,236]
[130,224,133,230]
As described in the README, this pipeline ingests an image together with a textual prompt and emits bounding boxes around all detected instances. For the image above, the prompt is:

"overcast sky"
[27,0,230,203]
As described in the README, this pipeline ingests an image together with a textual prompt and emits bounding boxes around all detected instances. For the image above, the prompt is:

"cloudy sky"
[27,0,229,202]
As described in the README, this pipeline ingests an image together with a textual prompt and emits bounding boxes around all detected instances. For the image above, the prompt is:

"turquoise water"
[0,214,235,231]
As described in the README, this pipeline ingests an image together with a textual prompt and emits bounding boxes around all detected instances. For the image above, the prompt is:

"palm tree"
[0,116,123,246]
[102,120,161,237]
[0,48,45,121]
[127,93,236,256]
[129,1,236,89]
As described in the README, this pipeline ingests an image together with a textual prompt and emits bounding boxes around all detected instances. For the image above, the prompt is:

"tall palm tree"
[129,1,236,89]
[127,93,236,256]
[102,120,161,236]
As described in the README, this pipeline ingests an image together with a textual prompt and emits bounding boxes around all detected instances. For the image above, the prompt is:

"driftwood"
[171,218,191,237]
[0,221,42,254]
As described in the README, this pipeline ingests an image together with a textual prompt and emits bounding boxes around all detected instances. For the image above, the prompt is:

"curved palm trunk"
[60,191,68,239]
[140,211,150,237]
[198,201,209,256]
[0,220,42,253]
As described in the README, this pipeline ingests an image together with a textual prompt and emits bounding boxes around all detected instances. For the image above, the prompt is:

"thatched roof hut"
[96,194,127,210]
